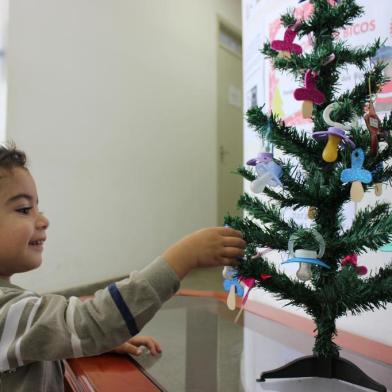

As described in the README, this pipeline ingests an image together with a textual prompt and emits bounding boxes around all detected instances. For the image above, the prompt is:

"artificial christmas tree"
[225,1,392,391]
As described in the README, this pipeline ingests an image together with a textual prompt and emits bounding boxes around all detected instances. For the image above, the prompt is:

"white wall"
[0,0,8,141]
[6,0,241,293]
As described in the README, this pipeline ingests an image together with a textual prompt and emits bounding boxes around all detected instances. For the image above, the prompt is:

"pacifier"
[282,230,330,282]
[340,148,372,202]
[294,70,326,118]
[222,267,244,310]
[247,152,282,194]
[271,24,302,59]
[312,103,355,163]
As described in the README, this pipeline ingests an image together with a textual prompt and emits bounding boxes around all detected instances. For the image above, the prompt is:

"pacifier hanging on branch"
[271,23,303,59]
[312,102,356,163]
[364,77,388,155]
[294,70,325,118]
[341,254,367,276]
[282,229,330,282]
[246,152,282,194]
[340,148,372,202]
[233,274,272,323]
[222,266,244,311]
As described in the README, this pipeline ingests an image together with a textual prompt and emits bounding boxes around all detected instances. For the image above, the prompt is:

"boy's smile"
[0,167,49,279]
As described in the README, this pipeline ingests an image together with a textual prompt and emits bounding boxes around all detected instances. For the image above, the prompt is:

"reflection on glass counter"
[133,296,392,392]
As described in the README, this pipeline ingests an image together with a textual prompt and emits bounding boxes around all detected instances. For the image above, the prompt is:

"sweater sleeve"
[0,257,180,371]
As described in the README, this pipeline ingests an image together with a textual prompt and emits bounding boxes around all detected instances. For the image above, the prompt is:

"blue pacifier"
[282,229,330,281]
[341,148,372,202]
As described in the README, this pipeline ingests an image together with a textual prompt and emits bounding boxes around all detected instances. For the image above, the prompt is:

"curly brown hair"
[0,143,27,171]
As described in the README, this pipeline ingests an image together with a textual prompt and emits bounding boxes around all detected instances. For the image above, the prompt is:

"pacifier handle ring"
[323,102,353,131]
[351,148,365,169]
[288,229,325,258]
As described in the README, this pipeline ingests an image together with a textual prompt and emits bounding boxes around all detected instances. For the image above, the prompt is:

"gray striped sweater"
[0,257,180,391]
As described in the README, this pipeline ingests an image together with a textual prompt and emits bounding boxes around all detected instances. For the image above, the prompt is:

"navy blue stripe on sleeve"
[108,283,139,336]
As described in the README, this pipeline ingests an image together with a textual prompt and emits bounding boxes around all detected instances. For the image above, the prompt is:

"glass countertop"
[132,296,392,392]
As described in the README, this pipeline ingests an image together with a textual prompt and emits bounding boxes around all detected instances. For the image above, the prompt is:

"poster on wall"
[266,1,314,128]
[263,0,392,127]
[243,0,392,229]
[243,0,392,127]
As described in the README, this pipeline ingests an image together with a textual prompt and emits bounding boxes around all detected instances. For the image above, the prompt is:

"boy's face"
[0,167,49,279]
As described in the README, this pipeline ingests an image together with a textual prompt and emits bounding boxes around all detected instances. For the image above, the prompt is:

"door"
[217,22,243,225]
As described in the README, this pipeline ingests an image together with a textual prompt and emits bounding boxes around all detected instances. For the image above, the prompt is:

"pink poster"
[265,0,392,127]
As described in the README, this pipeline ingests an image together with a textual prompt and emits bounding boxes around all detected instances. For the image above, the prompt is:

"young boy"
[0,144,246,391]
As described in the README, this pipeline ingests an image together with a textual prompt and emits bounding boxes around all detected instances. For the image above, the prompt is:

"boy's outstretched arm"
[0,227,245,371]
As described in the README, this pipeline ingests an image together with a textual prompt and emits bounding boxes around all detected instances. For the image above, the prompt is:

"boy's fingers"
[219,227,244,238]
[222,247,245,259]
[221,257,240,267]
[144,339,162,355]
[131,336,162,355]
[118,343,142,356]
[223,237,246,249]
[153,339,162,354]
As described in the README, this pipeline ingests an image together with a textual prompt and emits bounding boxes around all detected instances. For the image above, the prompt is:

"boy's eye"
[16,207,33,215]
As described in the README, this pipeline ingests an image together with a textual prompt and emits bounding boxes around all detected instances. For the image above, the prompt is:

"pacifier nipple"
[350,181,364,202]
[322,134,340,162]
[296,263,312,281]
[250,172,273,193]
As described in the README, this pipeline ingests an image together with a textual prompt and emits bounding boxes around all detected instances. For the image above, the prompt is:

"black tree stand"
[257,354,387,392]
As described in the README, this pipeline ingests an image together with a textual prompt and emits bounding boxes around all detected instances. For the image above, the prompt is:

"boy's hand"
[162,227,246,279]
[112,335,162,356]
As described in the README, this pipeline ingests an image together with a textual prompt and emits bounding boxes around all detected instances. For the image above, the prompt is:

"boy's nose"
[37,213,50,230]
